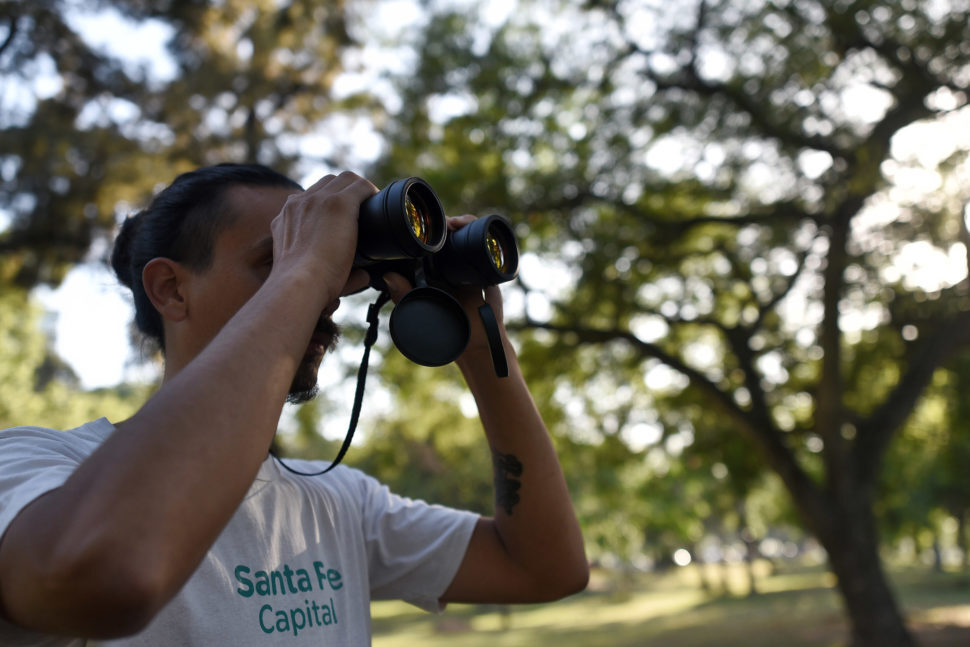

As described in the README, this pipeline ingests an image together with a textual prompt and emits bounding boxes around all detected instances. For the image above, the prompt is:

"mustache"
[313,315,341,352]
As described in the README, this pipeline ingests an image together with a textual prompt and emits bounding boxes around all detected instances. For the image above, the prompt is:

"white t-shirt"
[0,419,479,646]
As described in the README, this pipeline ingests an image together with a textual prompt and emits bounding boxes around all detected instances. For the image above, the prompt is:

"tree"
[880,352,970,573]
[1,0,367,292]
[0,286,150,430]
[6,0,970,643]
[369,1,970,645]
[939,354,970,572]
[1,0,146,287]
[0,0,378,451]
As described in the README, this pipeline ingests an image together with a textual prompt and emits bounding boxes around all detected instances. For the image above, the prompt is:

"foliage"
[0,286,151,430]
[1,0,368,290]
[367,1,970,644]
[350,352,495,514]
[880,354,970,568]
[4,1,970,644]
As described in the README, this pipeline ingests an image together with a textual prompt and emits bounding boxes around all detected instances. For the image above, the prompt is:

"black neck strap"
[274,291,391,477]
[478,302,508,378]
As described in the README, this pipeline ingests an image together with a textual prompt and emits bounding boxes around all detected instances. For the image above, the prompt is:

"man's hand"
[443,215,507,365]
[271,172,377,303]
[381,214,506,371]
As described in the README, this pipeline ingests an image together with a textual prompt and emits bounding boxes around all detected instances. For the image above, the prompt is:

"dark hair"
[111,163,302,351]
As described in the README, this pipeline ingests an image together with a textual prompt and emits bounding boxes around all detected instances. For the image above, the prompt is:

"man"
[0,165,588,645]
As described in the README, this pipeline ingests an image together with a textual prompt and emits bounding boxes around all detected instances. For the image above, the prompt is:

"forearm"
[0,271,328,635]
[458,342,588,597]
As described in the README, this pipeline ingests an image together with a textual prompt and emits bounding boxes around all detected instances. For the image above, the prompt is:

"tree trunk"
[738,503,759,596]
[813,492,917,647]
[955,508,968,573]
[931,533,944,573]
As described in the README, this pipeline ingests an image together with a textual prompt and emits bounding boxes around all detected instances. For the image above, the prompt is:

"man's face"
[181,184,340,403]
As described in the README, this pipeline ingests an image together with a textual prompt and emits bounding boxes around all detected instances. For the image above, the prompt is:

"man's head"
[111,163,338,403]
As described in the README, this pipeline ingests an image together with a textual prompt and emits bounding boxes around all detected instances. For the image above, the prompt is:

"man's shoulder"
[0,418,114,457]
[0,417,114,440]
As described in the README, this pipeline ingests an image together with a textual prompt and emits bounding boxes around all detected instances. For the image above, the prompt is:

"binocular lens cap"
[389,287,470,366]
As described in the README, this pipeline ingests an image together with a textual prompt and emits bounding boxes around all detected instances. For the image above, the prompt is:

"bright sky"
[34,265,142,387]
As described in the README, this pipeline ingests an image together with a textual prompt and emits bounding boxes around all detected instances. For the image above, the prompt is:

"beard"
[286,316,341,404]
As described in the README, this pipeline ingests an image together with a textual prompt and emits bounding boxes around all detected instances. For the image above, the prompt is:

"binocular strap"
[273,292,508,478]
[273,291,392,477]
[478,303,509,378]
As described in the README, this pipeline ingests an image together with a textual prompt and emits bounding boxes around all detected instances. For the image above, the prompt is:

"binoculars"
[354,177,519,371]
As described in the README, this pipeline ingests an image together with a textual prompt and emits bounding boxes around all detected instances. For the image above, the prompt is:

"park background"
[2,0,970,645]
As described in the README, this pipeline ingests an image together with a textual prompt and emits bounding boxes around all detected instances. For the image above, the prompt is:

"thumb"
[382,272,413,304]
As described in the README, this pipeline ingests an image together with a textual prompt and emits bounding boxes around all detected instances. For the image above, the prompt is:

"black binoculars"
[354,177,519,372]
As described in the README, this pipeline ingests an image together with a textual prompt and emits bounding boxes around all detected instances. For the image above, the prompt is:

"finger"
[382,272,413,304]
[483,284,502,306]
[303,173,337,192]
[305,171,378,199]
[340,268,371,296]
[447,214,478,231]
[326,170,375,193]
[451,285,487,313]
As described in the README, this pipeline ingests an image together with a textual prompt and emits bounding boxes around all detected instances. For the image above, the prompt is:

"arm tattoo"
[492,450,523,515]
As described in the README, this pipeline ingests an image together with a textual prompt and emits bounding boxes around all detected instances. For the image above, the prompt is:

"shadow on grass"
[372,567,970,647]
[373,588,840,647]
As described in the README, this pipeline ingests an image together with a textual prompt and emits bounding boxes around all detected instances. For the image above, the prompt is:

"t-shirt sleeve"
[0,422,109,545]
[354,470,479,613]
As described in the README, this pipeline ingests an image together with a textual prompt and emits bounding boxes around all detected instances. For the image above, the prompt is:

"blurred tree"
[0,286,151,430]
[350,354,495,513]
[940,355,970,573]
[1,0,367,291]
[880,352,970,574]
[1,0,145,287]
[5,1,970,644]
[0,0,375,450]
[369,1,970,645]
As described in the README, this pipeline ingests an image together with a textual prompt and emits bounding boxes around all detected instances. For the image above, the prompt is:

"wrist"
[457,335,519,379]
[266,261,338,309]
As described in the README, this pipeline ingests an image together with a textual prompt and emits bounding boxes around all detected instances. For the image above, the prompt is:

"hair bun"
[110,211,145,289]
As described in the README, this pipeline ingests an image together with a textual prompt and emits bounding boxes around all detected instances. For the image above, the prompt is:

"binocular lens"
[405,194,432,245]
[428,214,518,287]
[486,227,508,273]
[356,177,446,263]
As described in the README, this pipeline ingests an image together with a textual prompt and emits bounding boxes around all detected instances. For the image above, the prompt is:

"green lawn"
[371,566,970,647]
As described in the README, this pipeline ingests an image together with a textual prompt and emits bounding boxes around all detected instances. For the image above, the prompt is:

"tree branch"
[0,15,19,61]
[513,319,826,520]
[660,201,821,233]
[853,307,970,486]
[532,186,820,237]
[962,201,970,275]
[755,238,816,330]
[636,38,849,159]
[722,324,774,433]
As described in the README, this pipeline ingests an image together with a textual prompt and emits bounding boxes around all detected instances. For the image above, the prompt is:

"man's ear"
[142,258,189,323]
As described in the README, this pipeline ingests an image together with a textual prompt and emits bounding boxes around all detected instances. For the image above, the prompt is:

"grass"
[371,565,970,647]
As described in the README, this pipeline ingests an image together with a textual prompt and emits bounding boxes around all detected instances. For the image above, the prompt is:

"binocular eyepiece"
[355,177,518,287]
[356,178,446,262]
[354,177,519,371]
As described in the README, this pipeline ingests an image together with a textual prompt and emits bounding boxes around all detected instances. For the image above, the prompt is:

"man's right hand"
[270,171,377,303]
